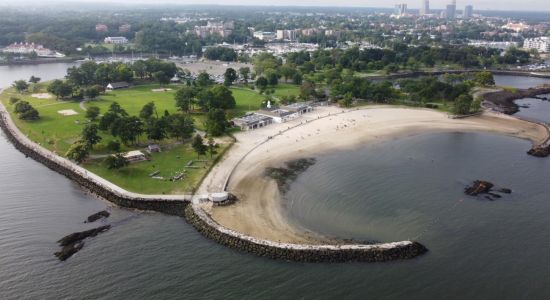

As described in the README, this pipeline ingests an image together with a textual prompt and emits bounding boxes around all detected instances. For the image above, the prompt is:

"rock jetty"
[527,145,550,158]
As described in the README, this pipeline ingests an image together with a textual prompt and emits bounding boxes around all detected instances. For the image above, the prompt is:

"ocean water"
[2,67,550,299]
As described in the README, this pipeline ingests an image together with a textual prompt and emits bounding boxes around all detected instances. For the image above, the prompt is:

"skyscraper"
[464,5,473,19]
[395,3,408,16]
[446,0,457,19]
[420,0,430,16]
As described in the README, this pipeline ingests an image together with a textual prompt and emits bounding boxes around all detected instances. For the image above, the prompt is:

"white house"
[104,37,129,44]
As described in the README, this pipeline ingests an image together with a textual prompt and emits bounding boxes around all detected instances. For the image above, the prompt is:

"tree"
[114,116,144,145]
[167,113,195,141]
[205,108,227,136]
[239,67,250,83]
[81,124,102,148]
[84,86,101,99]
[106,140,121,152]
[256,76,268,92]
[453,94,474,115]
[13,80,29,93]
[29,76,41,84]
[175,86,197,113]
[474,71,495,86]
[66,141,90,164]
[279,64,297,82]
[265,69,280,86]
[196,72,213,87]
[192,134,207,158]
[224,68,238,86]
[153,71,170,86]
[47,80,73,99]
[292,72,303,85]
[86,106,100,121]
[340,92,353,108]
[145,118,167,141]
[105,154,129,169]
[300,81,317,100]
[207,137,217,159]
[209,85,236,110]
[140,101,157,120]
[14,101,40,120]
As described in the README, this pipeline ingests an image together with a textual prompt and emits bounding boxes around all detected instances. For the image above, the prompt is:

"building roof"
[258,107,295,118]
[233,113,272,126]
[107,82,130,89]
[123,150,145,158]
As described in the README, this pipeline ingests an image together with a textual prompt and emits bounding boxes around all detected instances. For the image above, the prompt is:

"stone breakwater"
[0,102,190,215]
[184,205,428,263]
[0,101,428,263]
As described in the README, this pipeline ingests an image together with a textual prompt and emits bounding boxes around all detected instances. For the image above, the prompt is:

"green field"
[84,143,228,194]
[0,83,234,194]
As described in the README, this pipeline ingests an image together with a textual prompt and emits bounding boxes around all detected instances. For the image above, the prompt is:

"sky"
[5,0,550,12]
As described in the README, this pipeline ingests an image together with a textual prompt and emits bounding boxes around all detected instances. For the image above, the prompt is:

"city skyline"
[4,0,550,12]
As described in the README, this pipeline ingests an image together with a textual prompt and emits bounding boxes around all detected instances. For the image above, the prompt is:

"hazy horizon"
[2,0,550,12]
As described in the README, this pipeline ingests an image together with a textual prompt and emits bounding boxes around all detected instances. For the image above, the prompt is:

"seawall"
[0,102,189,215]
[184,205,428,263]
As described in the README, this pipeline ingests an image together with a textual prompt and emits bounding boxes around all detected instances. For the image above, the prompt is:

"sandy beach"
[198,106,549,244]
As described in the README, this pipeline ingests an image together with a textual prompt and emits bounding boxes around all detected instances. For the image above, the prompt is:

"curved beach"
[199,106,549,244]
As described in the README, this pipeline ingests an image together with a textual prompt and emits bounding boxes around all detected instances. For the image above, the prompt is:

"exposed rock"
[483,85,550,115]
[465,180,494,196]
[265,158,316,192]
[54,241,84,261]
[54,225,111,261]
[85,210,110,223]
[527,146,550,158]
[465,180,512,201]
[58,225,111,247]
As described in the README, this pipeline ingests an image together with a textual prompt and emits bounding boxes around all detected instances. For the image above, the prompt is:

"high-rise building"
[464,5,473,19]
[446,0,457,19]
[395,3,408,16]
[420,0,430,15]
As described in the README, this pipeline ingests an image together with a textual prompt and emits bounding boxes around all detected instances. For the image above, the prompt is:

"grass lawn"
[228,87,264,117]
[272,83,301,98]
[0,82,239,194]
[84,143,228,194]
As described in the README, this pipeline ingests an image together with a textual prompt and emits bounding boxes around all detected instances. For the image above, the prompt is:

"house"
[170,74,181,83]
[147,144,161,153]
[123,150,147,163]
[104,37,129,44]
[233,113,273,130]
[284,102,313,115]
[106,82,130,90]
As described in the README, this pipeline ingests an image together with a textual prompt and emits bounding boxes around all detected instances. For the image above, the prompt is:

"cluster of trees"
[283,44,530,76]
[13,101,40,120]
[66,100,197,164]
[203,47,238,61]
[175,78,236,136]
[65,59,177,88]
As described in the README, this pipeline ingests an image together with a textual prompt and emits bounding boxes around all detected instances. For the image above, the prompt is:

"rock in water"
[58,225,111,246]
[85,210,110,223]
[54,241,84,261]
[465,180,494,196]
[498,188,512,194]
[54,225,111,261]
[527,146,550,158]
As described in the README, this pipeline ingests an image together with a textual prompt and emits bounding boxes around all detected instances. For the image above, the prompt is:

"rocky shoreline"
[482,86,550,115]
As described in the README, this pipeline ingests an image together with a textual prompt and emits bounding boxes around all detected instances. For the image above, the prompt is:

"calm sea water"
[1,68,550,299]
